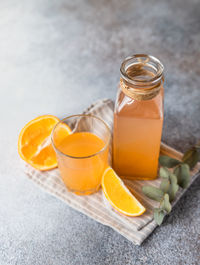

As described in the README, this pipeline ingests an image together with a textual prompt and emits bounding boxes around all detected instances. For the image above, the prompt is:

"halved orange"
[102,167,146,216]
[18,115,71,171]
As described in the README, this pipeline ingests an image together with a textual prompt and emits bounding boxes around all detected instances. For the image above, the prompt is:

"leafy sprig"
[142,141,200,225]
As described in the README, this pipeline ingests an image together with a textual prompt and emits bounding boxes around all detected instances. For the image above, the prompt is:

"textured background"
[0,0,200,264]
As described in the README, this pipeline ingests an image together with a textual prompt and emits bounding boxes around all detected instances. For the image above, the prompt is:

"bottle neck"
[120,77,163,101]
[120,54,164,101]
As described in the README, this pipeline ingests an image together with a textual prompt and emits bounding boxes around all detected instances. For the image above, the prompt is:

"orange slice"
[52,122,72,147]
[102,167,146,216]
[18,115,70,171]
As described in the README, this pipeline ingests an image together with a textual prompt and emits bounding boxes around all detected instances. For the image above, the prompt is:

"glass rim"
[120,54,164,86]
[51,114,111,159]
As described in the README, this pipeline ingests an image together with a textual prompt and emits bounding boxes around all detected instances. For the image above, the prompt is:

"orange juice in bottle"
[113,54,164,180]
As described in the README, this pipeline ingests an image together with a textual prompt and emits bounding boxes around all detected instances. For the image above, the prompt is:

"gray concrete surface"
[0,0,200,264]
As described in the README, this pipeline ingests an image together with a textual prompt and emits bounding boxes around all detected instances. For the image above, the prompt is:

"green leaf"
[159,156,180,168]
[142,186,164,202]
[174,165,181,184]
[159,167,170,178]
[182,148,199,169]
[181,164,190,188]
[154,208,165,225]
[169,173,178,185]
[160,194,172,213]
[160,178,170,193]
[168,173,179,201]
[174,164,190,188]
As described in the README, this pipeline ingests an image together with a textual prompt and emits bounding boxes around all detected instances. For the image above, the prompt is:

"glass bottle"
[113,54,164,180]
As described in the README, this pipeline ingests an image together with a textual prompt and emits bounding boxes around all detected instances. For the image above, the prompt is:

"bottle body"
[113,54,164,180]
[113,87,163,180]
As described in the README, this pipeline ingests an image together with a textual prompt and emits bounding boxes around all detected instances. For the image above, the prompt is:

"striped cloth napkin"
[25,99,200,245]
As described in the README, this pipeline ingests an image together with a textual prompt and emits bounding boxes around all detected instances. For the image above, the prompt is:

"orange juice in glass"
[51,114,110,195]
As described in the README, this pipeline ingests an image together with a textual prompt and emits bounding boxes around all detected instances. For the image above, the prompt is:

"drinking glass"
[51,114,111,195]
